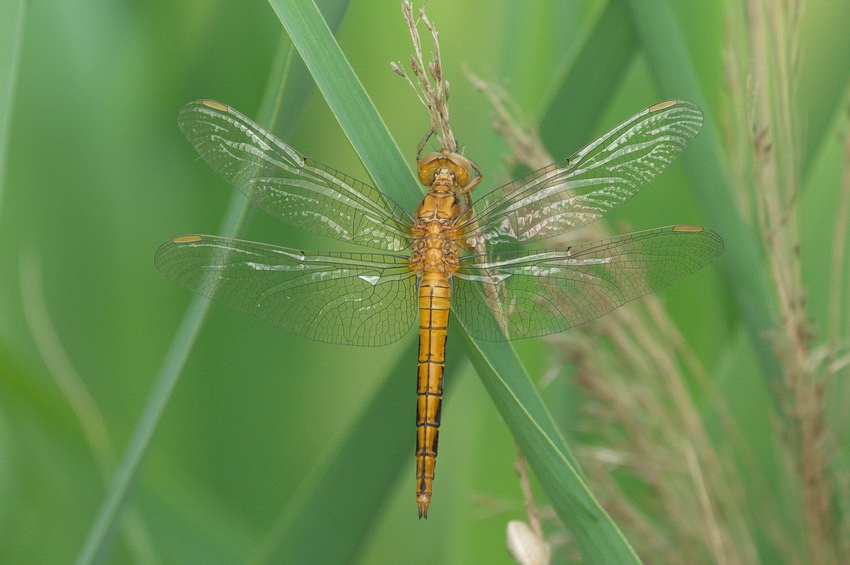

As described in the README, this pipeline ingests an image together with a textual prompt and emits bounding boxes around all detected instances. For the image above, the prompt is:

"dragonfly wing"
[453,225,724,341]
[178,100,413,251]
[155,235,418,346]
[463,100,704,248]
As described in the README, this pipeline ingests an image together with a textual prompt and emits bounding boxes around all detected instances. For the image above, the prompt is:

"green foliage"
[1,0,848,563]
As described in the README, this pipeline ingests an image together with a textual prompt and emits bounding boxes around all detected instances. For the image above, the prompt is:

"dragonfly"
[155,99,724,518]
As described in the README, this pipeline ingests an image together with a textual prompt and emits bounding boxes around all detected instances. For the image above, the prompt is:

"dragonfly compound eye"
[417,151,472,187]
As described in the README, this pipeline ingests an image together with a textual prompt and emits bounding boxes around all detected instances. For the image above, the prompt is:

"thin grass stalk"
[724,2,792,558]
[827,81,850,562]
[829,89,850,344]
[834,93,850,490]
[0,0,26,222]
[743,0,844,561]
[20,255,159,563]
[74,34,299,565]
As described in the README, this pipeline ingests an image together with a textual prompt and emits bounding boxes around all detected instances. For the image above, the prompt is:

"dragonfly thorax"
[415,190,462,223]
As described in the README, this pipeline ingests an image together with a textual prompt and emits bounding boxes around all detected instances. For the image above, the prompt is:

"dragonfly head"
[417,149,475,189]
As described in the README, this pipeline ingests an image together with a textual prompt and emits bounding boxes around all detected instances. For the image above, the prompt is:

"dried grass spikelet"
[392,1,457,152]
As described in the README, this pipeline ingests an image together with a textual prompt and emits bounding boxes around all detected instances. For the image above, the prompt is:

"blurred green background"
[1,0,849,563]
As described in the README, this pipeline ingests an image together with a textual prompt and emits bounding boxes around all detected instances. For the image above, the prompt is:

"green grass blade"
[538,0,638,152]
[0,0,26,220]
[268,0,421,210]
[797,3,850,176]
[74,5,351,561]
[626,0,782,391]
[75,85,269,565]
[461,333,640,563]
[76,299,213,565]
[266,0,354,138]
[270,1,640,562]
[251,340,430,564]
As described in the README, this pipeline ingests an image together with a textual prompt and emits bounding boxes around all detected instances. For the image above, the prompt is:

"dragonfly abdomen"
[415,270,451,519]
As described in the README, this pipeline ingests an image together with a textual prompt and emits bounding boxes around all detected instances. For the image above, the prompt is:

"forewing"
[178,100,413,251]
[155,235,417,346]
[453,226,724,341]
[463,100,704,248]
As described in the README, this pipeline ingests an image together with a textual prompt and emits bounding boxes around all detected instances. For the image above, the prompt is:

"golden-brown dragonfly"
[155,99,723,518]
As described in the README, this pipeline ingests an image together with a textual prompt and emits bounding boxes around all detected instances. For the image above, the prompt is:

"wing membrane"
[462,100,704,248]
[453,225,724,341]
[155,235,417,346]
[178,100,413,251]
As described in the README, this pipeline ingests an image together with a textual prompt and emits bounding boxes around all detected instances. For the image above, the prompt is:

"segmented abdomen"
[415,270,451,519]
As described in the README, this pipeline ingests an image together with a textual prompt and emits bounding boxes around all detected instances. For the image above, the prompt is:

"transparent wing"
[453,225,724,341]
[462,100,704,248]
[155,235,418,346]
[178,100,413,251]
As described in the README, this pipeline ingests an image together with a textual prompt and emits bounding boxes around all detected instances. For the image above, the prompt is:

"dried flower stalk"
[720,0,850,561]
[392,1,457,151]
